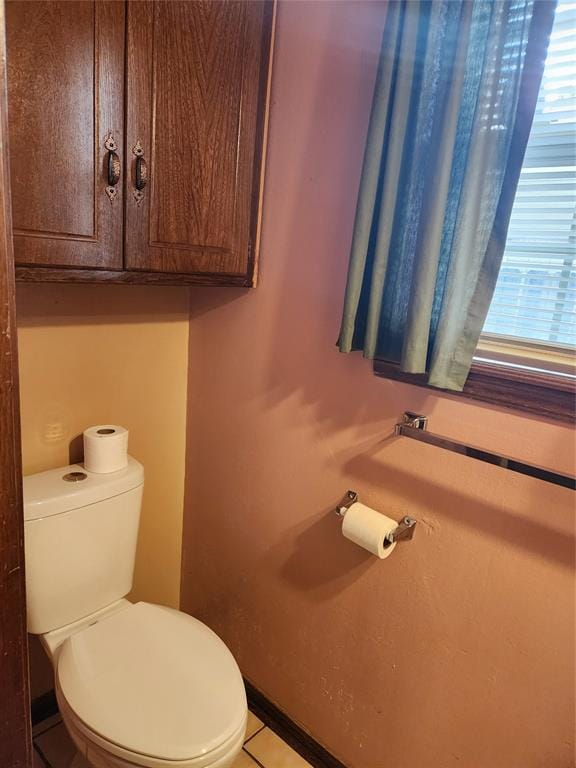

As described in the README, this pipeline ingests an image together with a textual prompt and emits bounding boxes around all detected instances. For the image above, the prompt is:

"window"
[375,2,575,421]
[479,1,576,376]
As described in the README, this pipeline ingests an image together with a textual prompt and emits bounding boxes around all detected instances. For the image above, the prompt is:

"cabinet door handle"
[107,150,121,187]
[131,140,147,203]
[135,155,148,191]
[104,134,120,202]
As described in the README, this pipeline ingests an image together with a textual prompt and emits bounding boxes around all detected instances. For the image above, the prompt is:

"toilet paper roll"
[342,502,397,559]
[83,425,129,474]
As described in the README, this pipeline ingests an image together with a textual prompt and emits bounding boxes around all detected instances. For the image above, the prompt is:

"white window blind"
[483,1,576,349]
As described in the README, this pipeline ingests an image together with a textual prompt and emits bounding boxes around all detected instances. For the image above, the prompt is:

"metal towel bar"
[394,412,576,491]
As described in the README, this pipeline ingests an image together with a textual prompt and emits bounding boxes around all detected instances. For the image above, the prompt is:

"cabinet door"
[125,1,270,279]
[6,1,124,269]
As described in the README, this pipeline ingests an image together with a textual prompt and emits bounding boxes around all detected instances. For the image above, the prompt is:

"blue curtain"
[338,0,556,390]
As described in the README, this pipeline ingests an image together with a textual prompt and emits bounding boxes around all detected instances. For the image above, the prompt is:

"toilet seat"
[56,602,247,767]
[57,692,246,768]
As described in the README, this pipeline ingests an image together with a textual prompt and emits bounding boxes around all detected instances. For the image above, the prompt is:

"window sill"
[373,357,575,424]
[477,334,575,376]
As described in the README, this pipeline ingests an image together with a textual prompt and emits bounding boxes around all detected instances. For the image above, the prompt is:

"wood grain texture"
[125,0,271,277]
[245,0,275,287]
[374,359,576,423]
[6,0,124,269]
[0,5,32,765]
[15,265,251,287]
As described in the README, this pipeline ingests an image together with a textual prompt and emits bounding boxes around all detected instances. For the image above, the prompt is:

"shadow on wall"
[199,439,575,629]
[181,4,575,763]
[16,283,191,326]
[278,509,374,600]
[254,3,576,452]
[344,435,575,568]
[184,0,575,569]
[265,443,574,606]
[68,433,84,465]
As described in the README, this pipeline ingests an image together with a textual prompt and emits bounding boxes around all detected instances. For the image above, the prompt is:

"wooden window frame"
[373,352,575,424]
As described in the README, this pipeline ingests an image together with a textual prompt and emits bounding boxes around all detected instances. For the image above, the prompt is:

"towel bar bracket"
[395,412,428,435]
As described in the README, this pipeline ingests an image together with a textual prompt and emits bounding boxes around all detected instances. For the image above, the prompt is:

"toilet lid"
[56,602,246,761]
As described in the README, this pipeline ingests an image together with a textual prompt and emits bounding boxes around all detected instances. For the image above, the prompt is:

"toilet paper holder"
[334,490,417,544]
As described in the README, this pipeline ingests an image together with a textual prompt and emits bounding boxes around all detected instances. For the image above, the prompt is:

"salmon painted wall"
[181,3,575,767]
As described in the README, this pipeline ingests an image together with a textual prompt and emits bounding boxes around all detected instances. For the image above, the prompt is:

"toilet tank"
[23,458,144,634]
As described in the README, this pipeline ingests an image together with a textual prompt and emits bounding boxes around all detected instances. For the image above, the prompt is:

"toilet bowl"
[24,458,247,768]
[46,601,247,768]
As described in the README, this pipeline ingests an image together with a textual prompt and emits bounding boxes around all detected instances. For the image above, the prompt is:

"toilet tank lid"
[23,457,144,521]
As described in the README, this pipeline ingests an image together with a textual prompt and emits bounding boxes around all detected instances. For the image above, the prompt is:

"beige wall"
[181,3,575,767]
[17,284,189,610]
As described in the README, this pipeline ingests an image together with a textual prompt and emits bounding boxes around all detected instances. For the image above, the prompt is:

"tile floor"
[33,710,313,768]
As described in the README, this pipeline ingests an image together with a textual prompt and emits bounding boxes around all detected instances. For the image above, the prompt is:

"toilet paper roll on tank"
[83,425,129,473]
[341,502,398,559]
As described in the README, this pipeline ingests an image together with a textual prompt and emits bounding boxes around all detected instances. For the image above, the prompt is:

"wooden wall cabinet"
[6,0,273,287]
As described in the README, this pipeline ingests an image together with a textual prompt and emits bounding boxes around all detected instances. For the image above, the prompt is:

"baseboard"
[32,683,347,768]
[244,680,347,768]
[31,690,58,726]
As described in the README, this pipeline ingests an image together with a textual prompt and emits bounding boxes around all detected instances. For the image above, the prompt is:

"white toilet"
[24,457,247,768]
